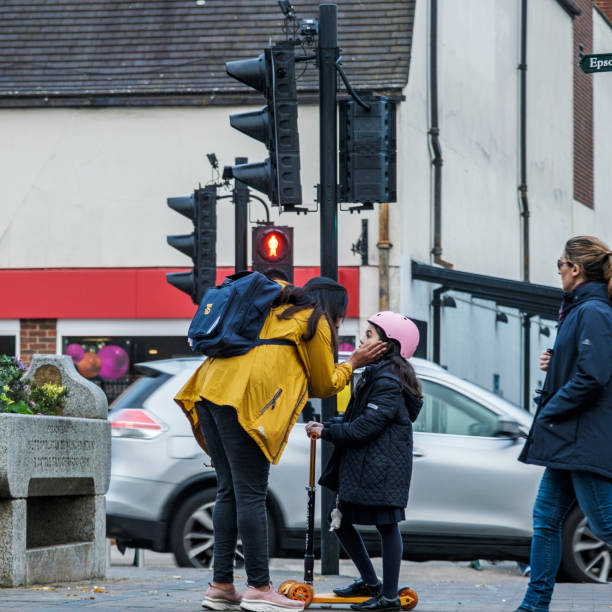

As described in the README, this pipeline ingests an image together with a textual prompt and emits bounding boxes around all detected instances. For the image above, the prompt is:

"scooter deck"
[311,593,417,606]
[312,594,366,604]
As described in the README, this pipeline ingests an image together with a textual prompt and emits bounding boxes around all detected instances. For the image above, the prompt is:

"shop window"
[61,336,193,404]
[0,336,16,356]
[338,334,356,354]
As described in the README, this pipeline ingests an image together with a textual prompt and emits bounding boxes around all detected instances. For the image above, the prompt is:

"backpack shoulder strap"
[253,338,296,347]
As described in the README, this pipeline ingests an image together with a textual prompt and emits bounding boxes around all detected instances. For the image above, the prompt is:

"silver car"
[106,357,610,583]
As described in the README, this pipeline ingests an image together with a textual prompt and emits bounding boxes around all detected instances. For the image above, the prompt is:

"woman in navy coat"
[515,236,612,612]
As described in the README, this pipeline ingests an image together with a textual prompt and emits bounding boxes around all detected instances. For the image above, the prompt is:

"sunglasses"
[557,259,573,270]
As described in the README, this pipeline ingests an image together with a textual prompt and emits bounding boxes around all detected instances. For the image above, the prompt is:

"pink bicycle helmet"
[367,311,420,359]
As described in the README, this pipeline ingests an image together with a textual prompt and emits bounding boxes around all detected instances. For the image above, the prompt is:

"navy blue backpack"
[188,271,295,357]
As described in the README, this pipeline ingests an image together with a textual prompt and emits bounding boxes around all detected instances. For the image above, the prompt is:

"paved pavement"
[1,547,611,611]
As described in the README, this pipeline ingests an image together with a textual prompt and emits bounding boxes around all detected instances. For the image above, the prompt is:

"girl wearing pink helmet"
[306,312,423,612]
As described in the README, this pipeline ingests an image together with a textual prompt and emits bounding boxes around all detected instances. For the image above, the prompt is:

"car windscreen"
[109,372,170,412]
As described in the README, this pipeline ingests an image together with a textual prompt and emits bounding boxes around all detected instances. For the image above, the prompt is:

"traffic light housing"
[166,185,217,304]
[339,96,397,204]
[226,42,302,208]
[252,225,293,283]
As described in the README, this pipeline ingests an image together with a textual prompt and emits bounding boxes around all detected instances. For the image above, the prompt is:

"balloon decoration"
[339,342,355,353]
[65,343,85,364]
[76,352,102,379]
[98,345,130,380]
[66,343,131,381]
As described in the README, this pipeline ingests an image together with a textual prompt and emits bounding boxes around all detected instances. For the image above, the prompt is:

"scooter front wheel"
[398,586,418,610]
[288,582,314,608]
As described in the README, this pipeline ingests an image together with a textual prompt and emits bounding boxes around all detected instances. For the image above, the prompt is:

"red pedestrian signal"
[266,233,280,258]
[252,225,293,282]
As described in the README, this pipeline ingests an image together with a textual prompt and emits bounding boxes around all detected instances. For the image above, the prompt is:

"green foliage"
[0,355,69,416]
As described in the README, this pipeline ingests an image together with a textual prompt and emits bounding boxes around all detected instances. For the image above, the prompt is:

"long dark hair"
[272,285,339,352]
[302,277,349,324]
[372,323,422,398]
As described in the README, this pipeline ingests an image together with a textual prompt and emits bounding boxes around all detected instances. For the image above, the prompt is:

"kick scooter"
[278,437,418,609]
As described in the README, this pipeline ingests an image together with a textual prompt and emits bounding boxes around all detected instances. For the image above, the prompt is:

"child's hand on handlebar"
[305,421,324,439]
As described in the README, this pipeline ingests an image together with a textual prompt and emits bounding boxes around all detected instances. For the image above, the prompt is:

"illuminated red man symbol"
[267,233,280,258]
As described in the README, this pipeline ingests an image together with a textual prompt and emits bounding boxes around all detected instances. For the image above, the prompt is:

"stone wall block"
[0,499,26,587]
[25,354,108,419]
[0,354,111,586]
[0,414,110,499]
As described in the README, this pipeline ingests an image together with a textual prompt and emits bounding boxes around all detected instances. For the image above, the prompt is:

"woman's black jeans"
[196,399,271,587]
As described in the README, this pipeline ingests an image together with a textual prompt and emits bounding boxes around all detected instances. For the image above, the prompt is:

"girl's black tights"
[334,521,403,599]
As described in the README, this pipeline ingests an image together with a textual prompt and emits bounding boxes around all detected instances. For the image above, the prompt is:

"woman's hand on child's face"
[305,421,323,439]
[349,341,387,369]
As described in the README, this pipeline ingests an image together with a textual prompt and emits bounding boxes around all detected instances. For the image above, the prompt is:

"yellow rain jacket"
[174,303,352,464]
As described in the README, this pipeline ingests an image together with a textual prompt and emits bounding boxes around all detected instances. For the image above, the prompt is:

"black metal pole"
[318,3,340,576]
[234,157,248,273]
[304,437,317,583]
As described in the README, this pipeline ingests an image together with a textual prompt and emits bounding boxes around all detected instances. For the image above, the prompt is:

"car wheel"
[170,488,277,568]
[561,504,612,583]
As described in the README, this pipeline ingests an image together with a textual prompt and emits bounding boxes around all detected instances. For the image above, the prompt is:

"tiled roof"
[0,0,414,104]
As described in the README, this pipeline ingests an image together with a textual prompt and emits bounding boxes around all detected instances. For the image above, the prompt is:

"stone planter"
[0,355,110,586]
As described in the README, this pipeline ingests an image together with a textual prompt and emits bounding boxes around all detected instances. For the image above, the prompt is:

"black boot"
[350,595,401,611]
[333,579,382,598]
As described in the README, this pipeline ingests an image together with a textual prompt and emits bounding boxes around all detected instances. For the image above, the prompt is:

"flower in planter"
[0,355,69,416]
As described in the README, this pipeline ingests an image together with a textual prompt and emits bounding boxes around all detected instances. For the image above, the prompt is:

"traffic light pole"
[318,3,340,576]
[234,157,249,273]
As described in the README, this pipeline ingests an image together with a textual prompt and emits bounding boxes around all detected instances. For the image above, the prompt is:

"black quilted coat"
[319,360,423,507]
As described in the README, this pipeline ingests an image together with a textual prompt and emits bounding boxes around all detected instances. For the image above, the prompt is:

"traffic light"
[166,185,217,304]
[226,41,302,207]
[252,225,293,283]
[339,96,397,204]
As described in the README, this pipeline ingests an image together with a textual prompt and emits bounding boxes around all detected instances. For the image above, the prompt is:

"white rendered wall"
[399,0,577,408]
[0,104,374,270]
[527,0,575,286]
[592,9,612,243]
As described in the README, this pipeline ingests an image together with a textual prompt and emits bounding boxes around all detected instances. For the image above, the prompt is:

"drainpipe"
[378,202,391,310]
[432,287,448,364]
[519,0,531,412]
[429,0,453,270]
[518,0,530,282]
[432,287,442,364]
[523,314,533,412]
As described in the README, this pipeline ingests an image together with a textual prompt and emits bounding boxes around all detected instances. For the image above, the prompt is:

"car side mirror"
[493,417,523,441]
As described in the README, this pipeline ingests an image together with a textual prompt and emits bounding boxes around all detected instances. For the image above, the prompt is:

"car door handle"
[412,448,425,458]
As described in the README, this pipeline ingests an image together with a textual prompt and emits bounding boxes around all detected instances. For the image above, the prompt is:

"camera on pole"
[226,42,302,208]
[166,185,217,304]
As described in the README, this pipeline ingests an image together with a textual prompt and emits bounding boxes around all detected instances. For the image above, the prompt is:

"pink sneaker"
[202,583,243,610]
[240,584,305,612]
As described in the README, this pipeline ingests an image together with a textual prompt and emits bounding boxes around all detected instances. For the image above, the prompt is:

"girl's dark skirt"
[338,500,405,526]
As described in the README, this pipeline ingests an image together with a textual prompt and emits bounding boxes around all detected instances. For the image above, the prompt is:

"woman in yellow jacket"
[175,279,385,612]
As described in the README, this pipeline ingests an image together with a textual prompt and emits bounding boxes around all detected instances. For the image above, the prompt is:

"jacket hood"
[362,359,423,422]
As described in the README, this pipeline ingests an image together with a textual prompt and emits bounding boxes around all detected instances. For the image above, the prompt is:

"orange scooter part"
[284,583,418,610]
[288,583,314,606]
[398,586,418,610]
[278,580,297,596]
